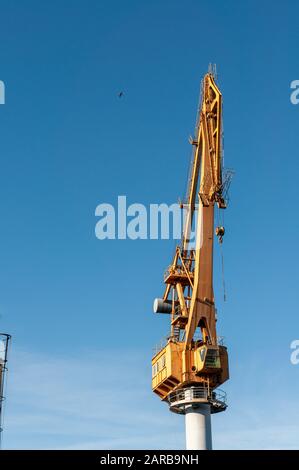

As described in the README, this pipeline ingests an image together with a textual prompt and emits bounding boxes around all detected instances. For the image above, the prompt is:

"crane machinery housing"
[152,67,231,450]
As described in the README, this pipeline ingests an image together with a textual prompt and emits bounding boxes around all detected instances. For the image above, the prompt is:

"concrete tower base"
[185,404,212,450]
[168,386,227,450]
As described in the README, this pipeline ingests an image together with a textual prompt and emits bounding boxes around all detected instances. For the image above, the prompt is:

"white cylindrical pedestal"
[185,404,212,450]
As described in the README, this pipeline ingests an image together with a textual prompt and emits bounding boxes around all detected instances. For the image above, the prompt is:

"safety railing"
[168,386,227,406]
[217,336,226,346]
[152,337,168,357]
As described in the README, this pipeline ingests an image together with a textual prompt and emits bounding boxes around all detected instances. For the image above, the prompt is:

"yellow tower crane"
[152,68,231,449]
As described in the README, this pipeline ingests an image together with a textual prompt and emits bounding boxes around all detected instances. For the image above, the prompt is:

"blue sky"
[0,0,299,449]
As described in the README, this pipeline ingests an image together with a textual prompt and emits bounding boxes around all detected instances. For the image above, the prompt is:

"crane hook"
[215,226,225,244]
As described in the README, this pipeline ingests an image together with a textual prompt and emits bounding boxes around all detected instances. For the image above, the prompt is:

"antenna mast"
[0,333,11,448]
